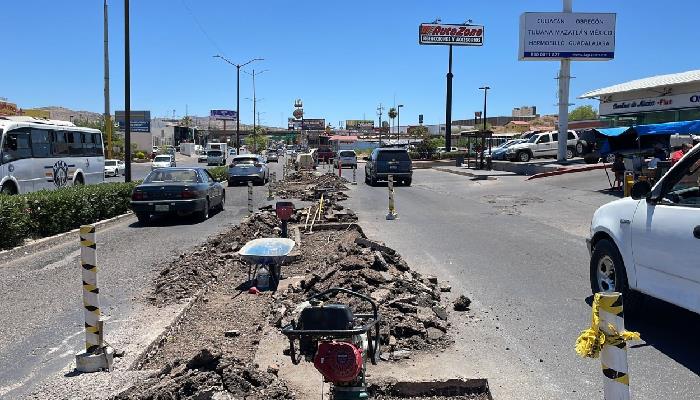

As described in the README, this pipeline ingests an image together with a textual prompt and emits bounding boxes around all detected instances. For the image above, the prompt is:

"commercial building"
[580,69,700,127]
[512,106,537,117]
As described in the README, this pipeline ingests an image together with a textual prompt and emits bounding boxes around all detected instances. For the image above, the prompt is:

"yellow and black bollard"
[248,181,254,214]
[575,292,640,400]
[386,175,397,220]
[75,225,114,372]
[352,167,357,185]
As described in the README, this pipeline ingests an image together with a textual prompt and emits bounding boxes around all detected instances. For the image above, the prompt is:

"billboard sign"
[210,109,238,120]
[345,120,374,130]
[115,110,151,132]
[302,119,325,130]
[419,23,484,46]
[0,101,18,116]
[519,12,616,60]
[288,118,302,131]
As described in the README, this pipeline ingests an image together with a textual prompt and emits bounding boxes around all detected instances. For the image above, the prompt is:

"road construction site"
[2,157,698,400]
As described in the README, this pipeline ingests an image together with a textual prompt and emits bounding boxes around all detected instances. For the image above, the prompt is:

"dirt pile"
[114,349,295,400]
[273,230,453,358]
[273,171,349,202]
[151,212,280,304]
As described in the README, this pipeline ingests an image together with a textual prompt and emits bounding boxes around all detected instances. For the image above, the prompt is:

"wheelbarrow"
[238,237,296,290]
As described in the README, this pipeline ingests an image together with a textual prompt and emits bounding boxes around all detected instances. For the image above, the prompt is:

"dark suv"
[364,148,413,186]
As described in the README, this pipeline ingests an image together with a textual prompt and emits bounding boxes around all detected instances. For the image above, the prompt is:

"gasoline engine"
[281,288,381,399]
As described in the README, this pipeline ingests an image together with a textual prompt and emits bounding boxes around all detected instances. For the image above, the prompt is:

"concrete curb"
[526,164,608,180]
[0,211,135,259]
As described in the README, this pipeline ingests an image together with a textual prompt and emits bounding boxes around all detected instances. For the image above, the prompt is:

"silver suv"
[505,130,579,162]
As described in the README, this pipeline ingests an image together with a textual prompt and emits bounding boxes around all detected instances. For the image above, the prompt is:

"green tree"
[569,105,598,121]
[245,127,269,153]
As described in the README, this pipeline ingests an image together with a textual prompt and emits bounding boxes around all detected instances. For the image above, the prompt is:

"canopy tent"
[632,120,700,136]
[593,127,633,137]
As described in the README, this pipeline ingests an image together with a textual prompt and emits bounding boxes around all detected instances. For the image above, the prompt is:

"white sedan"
[104,159,125,177]
[588,143,700,313]
[151,155,176,170]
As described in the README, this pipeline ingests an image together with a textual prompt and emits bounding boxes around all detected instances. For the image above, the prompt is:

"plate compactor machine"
[282,288,381,399]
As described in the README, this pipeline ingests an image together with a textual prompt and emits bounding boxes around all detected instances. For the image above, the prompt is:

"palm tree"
[388,107,397,140]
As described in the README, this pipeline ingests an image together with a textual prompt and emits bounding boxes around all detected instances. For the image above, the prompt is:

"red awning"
[329,135,358,142]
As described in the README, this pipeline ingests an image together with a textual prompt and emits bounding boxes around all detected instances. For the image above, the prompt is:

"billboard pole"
[124,0,131,182]
[445,45,453,153]
[103,0,112,160]
[557,0,573,162]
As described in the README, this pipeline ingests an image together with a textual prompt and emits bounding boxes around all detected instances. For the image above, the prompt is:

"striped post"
[248,181,254,214]
[386,175,397,220]
[80,225,102,353]
[338,160,342,177]
[268,176,274,200]
[598,292,631,400]
[352,167,357,185]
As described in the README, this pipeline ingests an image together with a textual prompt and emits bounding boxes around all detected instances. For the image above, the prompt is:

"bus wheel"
[74,174,85,185]
[1,183,17,195]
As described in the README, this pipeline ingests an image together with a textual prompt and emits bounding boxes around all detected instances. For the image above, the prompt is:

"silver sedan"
[227,155,269,186]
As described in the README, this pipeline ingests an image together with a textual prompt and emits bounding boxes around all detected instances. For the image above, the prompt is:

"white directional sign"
[519,12,616,60]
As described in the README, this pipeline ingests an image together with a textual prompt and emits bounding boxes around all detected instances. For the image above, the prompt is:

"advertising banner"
[346,120,374,130]
[210,109,238,120]
[599,92,700,116]
[419,23,484,46]
[519,12,616,60]
[0,101,18,116]
[288,118,302,130]
[302,119,325,130]
[115,110,151,132]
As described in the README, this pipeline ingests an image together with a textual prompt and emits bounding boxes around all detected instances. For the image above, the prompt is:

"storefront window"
[642,110,676,124]
[678,108,700,121]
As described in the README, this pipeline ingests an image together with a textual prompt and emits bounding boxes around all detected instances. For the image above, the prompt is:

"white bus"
[0,116,105,194]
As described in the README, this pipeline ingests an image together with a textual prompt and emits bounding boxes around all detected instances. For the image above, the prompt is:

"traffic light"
[418,114,423,124]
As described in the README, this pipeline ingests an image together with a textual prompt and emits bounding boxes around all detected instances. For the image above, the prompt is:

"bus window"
[67,131,82,155]
[2,130,32,163]
[93,133,104,156]
[30,129,51,158]
[83,131,94,155]
[52,131,70,156]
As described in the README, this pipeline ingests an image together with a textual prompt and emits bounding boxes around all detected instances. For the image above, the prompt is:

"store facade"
[580,70,700,127]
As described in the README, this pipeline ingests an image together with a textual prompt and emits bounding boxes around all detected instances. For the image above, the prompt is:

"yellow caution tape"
[575,293,640,359]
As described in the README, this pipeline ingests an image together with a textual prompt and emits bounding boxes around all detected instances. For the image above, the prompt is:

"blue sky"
[3,0,700,128]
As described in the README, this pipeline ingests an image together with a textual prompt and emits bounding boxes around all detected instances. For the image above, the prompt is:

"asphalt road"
[347,165,699,399]
[0,154,284,399]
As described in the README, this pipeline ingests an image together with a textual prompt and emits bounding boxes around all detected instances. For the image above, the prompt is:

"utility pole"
[103,0,112,160]
[245,69,268,153]
[213,55,263,155]
[557,0,573,162]
[445,45,453,153]
[479,86,490,169]
[124,0,131,182]
[377,103,384,146]
[397,104,404,141]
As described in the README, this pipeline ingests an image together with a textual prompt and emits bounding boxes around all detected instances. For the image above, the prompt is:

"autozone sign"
[419,23,484,46]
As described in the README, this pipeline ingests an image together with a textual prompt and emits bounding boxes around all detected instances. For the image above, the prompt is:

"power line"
[180,0,224,55]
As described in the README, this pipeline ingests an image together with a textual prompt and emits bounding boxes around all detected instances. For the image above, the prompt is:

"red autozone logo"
[420,24,483,37]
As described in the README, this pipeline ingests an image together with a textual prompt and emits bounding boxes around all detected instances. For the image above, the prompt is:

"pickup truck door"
[630,158,700,313]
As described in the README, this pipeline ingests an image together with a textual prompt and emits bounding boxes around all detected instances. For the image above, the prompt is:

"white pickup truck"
[505,130,580,162]
[587,143,700,313]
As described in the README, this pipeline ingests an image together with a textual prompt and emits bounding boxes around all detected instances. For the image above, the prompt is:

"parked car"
[228,155,269,186]
[266,151,279,163]
[316,147,335,163]
[229,148,237,157]
[104,159,125,177]
[490,139,527,161]
[207,150,226,166]
[364,148,413,186]
[335,150,357,169]
[437,146,459,154]
[151,154,176,170]
[130,167,225,224]
[587,143,700,314]
[505,130,580,162]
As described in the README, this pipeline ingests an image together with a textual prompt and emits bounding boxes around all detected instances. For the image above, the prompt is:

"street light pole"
[478,86,490,169]
[244,69,268,154]
[124,0,131,182]
[445,45,453,153]
[397,104,404,141]
[103,0,112,160]
[213,55,263,155]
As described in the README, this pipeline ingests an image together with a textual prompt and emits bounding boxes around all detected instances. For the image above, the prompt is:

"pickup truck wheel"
[590,239,642,310]
[566,147,575,160]
[518,151,531,162]
[576,142,585,155]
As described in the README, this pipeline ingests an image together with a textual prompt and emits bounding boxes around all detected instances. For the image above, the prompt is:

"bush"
[134,151,146,159]
[208,166,229,182]
[0,182,138,250]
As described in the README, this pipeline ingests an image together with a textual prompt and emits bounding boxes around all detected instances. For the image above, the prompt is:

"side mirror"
[631,180,652,200]
[363,156,370,161]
